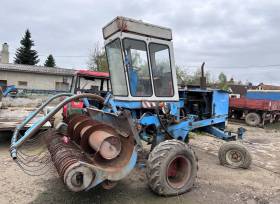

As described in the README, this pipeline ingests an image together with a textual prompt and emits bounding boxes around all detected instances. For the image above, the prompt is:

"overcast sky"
[1,0,280,85]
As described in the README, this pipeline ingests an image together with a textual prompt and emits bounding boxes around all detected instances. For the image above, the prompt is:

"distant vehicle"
[229,90,280,126]
[0,84,18,108]
[62,70,110,121]
[0,84,18,97]
[246,90,280,100]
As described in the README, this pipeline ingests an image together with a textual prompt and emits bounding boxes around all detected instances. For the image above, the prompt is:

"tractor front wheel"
[146,140,198,196]
[218,141,252,169]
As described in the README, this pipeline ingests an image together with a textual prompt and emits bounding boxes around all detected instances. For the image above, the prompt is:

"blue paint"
[128,68,138,96]
[82,98,90,107]
[203,125,229,139]
[212,90,229,116]
[139,114,160,127]
[113,100,143,109]
[2,85,17,97]
[246,91,280,100]
[169,102,179,116]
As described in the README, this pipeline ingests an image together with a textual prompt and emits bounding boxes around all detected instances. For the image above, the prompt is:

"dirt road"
[0,123,279,204]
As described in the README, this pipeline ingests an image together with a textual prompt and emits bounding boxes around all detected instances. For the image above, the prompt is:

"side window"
[123,38,153,97]
[105,39,127,96]
[149,43,174,97]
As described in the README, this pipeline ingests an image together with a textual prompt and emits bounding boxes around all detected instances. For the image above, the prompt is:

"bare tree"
[87,43,108,72]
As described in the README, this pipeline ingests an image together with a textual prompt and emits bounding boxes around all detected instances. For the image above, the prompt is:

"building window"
[18,81,28,86]
[63,76,68,83]
[55,82,69,91]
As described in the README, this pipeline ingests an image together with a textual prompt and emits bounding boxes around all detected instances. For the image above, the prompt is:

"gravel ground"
[0,123,279,204]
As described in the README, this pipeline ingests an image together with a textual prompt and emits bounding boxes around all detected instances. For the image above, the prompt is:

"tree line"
[13,30,251,89]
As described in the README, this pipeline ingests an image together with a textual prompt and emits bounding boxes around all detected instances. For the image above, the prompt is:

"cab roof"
[75,70,110,79]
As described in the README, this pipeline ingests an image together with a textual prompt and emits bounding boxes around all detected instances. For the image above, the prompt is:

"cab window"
[77,77,108,93]
[105,39,128,96]
[149,43,174,97]
[123,38,153,97]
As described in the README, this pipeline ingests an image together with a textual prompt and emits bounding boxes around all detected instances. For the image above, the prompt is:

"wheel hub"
[166,155,191,189]
[226,150,243,166]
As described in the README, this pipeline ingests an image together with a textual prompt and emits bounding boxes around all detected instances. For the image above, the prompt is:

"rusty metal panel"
[230,98,280,111]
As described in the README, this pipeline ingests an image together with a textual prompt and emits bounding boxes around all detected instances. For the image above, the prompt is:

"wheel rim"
[166,155,191,189]
[249,116,256,123]
[225,150,244,167]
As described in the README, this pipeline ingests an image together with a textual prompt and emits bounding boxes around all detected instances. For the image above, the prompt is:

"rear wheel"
[218,141,252,169]
[146,140,198,196]
[245,112,261,126]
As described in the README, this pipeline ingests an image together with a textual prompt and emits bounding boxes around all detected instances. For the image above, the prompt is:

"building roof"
[228,84,248,96]
[0,63,75,76]
[257,83,280,90]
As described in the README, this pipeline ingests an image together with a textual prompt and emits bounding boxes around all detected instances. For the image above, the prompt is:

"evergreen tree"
[44,54,56,67]
[14,29,39,65]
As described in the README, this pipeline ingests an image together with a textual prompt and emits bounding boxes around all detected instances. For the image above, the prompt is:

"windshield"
[76,76,109,93]
[123,38,152,97]
[105,39,128,96]
[149,43,174,97]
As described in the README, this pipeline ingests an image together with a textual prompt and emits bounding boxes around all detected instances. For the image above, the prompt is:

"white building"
[0,63,75,91]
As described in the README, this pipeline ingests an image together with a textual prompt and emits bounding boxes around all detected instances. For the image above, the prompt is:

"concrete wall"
[0,71,73,91]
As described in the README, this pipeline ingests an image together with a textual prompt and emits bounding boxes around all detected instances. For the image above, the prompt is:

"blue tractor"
[0,84,17,108]
[10,17,251,196]
[0,84,17,98]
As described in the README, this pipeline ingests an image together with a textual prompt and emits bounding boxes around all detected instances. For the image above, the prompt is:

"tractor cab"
[70,70,110,97]
[63,70,110,121]
[103,16,178,101]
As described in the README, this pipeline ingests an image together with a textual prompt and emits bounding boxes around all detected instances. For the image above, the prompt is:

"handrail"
[10,93,104,159]
[11,93,73,158]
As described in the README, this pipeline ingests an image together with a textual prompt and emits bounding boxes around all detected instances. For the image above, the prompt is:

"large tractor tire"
[218,141,252,169]
[146,140,198,196]
[245,112,261,126]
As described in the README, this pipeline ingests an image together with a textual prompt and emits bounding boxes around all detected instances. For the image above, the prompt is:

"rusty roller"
[67,115,91,140]
[80,123,122,160]
[67,116,122,160]
[72,119,101,144]
[46,133,95,192]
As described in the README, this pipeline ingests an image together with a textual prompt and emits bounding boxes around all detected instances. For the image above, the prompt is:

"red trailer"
[229,97,280,126]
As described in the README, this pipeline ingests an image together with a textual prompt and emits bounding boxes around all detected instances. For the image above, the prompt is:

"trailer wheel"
[146,140,198,196]
[245,112,261,126]
[218,142,252,169]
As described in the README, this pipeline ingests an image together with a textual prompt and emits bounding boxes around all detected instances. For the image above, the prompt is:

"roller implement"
[10,16,251,196]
